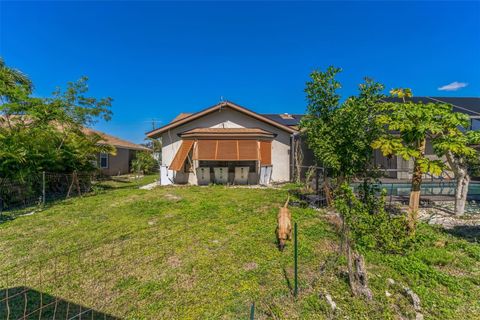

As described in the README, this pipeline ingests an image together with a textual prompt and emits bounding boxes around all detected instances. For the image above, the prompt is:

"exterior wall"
[161,108,292,184]
[96,147,133,176]
[373,139,452,180]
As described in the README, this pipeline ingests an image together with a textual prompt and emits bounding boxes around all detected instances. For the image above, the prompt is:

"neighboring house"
[146,101,313,185]
[0,115,150,176]
[83,129,151,176]
[375,97,480,180]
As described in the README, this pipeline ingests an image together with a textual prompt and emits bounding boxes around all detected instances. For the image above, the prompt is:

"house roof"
[83,128,150,151]
[262,114,304,127]
[171,113,193,122]
[0,115,150,151]
[179,127,275,139]
[146,101,298,138]
[382,97,480,117]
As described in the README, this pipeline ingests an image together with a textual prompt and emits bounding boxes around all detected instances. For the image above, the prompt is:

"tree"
[0,58,114,179]
[372,89,479,223]
[131,151,157,175]
[301,66,384,183]
[0,57,32,102]
[436,128,480,215]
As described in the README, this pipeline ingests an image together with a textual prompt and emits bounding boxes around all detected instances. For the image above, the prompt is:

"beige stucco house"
[146,101,310,185]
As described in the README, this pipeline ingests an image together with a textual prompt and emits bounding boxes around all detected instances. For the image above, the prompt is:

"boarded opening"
[194,139,265,161]
[169,140,194,171]
[195,140,217,160]
[260,141,272,165]
[216,140,238,160]
[238,140,259,160]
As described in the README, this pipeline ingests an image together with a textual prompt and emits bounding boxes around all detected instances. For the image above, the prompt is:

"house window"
[100,153,109,168]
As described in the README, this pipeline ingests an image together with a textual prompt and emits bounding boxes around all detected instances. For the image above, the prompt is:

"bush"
[131,151,157,174]
[335,182,412,253]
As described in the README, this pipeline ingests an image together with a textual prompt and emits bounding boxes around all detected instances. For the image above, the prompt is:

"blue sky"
[1,1,479,143]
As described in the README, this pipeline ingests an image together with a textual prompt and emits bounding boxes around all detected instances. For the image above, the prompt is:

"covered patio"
[168,128,274,185]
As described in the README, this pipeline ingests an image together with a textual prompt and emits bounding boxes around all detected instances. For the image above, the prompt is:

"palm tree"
[0,57,33,102]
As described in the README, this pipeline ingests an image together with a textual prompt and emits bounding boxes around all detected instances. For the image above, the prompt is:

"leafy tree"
[142,137,162,167]
[435,125,480,215]
[131,151,156,175]
[0,58,114,180]
[301,66,384,183]
[372,89,480,222]
[0,57,32,104]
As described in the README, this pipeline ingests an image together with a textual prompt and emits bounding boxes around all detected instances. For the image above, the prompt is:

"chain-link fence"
[291,166,480,213]
[0,172,95,217]
[0,235,133,320]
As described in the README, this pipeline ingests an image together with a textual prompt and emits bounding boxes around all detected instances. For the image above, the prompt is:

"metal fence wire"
[0,172,94,214]
[292,165,480,212]
[0,235,132,320]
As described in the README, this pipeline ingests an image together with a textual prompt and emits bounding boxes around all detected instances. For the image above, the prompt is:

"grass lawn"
[1,182,479,319]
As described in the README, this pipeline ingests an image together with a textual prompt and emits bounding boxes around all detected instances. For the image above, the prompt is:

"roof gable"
[146,101,298,138]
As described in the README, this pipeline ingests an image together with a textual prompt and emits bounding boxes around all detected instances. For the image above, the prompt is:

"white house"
[146,101,308,185]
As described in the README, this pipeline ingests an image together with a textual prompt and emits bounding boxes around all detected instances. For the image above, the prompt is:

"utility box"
[160,165,174,186]
[259,165,272,186]
[213,167,229,184]
[234,167,249,185]
[196,167,211,185]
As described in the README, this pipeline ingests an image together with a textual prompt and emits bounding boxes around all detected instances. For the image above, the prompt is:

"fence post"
[42,171,46,205]
[249,302,255,320]
[294,222,298,298]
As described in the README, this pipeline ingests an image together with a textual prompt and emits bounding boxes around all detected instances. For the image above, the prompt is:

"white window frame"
[100,153,109,169]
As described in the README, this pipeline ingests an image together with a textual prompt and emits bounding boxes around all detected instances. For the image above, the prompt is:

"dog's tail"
[283,195,290,208]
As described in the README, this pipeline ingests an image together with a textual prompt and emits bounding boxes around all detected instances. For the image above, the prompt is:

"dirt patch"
[164,194,182,202]
[167,256,182,268]
[243,262,258,271]
[177,273,197,290]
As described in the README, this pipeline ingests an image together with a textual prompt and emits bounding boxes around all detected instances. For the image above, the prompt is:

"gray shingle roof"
[261,114,304,126]
[382,97,480,117]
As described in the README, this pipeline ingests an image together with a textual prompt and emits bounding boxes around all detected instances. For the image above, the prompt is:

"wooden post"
[42,171,46,205]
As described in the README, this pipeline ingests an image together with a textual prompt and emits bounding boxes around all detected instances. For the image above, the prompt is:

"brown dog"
[276,195,292,251]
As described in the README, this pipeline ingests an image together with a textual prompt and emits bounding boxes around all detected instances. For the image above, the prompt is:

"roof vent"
[280,113,294,120]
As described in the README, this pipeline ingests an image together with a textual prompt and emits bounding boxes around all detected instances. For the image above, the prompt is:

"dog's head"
[278,239,286,251]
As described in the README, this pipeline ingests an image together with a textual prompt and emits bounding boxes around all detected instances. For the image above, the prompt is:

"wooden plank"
[169,140,194,171]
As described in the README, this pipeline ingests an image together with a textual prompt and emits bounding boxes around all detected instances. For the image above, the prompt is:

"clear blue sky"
[1,1,479,143]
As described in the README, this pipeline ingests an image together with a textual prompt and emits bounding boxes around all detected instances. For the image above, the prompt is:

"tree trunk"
[408,139,426,232]
[455,173,469,215]
[324,176,333,207]
[294,138,304,184]
[346,239,372,300]
[446,152,470,215]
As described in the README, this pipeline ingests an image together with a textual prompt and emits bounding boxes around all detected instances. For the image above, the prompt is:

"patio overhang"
[178,127,276,139]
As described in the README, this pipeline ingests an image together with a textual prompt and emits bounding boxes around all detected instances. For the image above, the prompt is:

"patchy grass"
[0,184,479,319]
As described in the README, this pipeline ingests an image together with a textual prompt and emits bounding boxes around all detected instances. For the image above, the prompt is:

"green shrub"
[131,151,157,174]
[335,183,411,253]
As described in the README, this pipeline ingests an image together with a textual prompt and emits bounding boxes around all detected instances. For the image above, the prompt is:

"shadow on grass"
[282,267,293,295]
[0,287,118,319]
[444,225,480,243]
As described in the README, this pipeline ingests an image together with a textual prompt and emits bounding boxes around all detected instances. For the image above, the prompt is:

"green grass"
[1,183,479,319]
